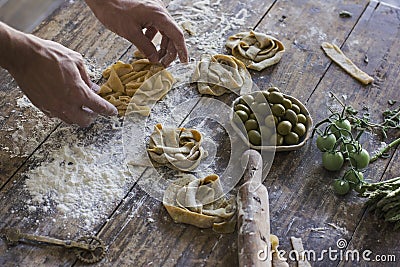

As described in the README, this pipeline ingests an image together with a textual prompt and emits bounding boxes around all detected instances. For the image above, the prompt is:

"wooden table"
[1,0,399,266]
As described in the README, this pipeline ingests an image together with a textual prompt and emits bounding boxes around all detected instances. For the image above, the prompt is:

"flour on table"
[23,117,134,229]
[0,95,50,158]
[169,0,251,55]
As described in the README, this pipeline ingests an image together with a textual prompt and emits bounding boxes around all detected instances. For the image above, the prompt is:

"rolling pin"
[237,150,271,267]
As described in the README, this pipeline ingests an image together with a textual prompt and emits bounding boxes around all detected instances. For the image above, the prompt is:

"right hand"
[6,31,118,127]
[85,0,188,66]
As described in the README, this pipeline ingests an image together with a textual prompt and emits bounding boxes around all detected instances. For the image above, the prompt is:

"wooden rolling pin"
[237,150,271,267]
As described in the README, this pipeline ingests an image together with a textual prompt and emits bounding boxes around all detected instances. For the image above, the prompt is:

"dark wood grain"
[0,0,399,266]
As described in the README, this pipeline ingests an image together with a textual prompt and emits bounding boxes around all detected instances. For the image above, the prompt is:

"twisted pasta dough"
[99,59,174,116]
[163,174,236,233]
[226,31,285,71]
[193,54,253,96]
[147,124,208,172]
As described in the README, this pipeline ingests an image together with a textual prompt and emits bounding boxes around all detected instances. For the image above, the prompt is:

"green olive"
[248,130,262,146]
[291,103,301,114]
[264,115,278,128]
[267,86,280,93]
[240,95,255,105]
[271,104,286,117]
[259,125,273,140]
[235,110,248,122]
[268,91,284,104]
[255,102,269,115]
[282,98,292,109]
[277,121,292,136]
[297,114,307,124]
[262,91,270,99]
[249,113,256,120]
[245,119,259,131]
[270,133,284,146]
[284,109,298,125]
[293,123,306,137]
[234,104,250,114]
[254,92,266,103]
[284,132,299,145]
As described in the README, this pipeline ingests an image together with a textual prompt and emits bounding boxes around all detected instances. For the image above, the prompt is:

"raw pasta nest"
[226,30,285,71]
[98,59,175,116]
[163,174,236,233]
[192,54,253,96]
[147,124,208,172]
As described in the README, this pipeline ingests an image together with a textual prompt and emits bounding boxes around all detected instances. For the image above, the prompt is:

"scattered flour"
[22,117,134,229]
[1,95,50,158]
[169,0,250,56]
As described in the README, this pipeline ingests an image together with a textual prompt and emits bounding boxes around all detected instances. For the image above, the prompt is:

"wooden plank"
[337,2,400,266]
[1,0,399,267]
[0,0,64,32]
[94,0,377,266]
[90,0,278,266]
[260,0,400,266]
[0,0,132,188]
[0,0,274,264]
[0,0,146,265]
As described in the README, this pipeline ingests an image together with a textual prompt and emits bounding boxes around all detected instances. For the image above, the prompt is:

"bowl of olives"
[231,87,313,151]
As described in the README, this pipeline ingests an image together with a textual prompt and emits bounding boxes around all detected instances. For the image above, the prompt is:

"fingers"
[158,36,169,60]
[154,16,188,63]
[76,58,116,116]
[83,89,118,117]
[76,59,100,93]
[161,38,177,67]
[57,106,96,128]
[145,26,158,41]
[129,29,159,63]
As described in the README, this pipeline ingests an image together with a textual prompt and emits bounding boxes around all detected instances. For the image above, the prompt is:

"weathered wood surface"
[0,0,399,266]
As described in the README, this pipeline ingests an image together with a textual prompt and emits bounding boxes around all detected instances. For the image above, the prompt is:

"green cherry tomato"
[332,119,352,138]
[349,148,370,169]
[333,179,350,195]
[340,141,361,159]
[344,169,364,187]
[316,133,337,152]
[322,151,344,171]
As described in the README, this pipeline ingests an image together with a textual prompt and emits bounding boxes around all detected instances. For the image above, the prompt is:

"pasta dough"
[163,174,236,233]
[147,124,208,172]
[125,69,175,116]
[226,31,285,71]
[193,54,253,96]
[98,59,175,116]
[321,42,374,85]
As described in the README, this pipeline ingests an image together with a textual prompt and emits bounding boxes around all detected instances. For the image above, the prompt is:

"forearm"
[0,22,27,72]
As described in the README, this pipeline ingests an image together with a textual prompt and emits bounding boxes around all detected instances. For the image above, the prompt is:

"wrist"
[0,22,31,73]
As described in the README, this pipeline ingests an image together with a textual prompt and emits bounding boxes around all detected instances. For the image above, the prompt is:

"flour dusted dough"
[226,31,285,71]
[147,124,208,172]
[193,54,252,96]
[126,69,175,116]
[321,42,374,85]
[99,59,174,116]
[163,174,236,233]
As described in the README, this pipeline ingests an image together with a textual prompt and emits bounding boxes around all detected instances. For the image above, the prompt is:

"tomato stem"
[370,137,400,163]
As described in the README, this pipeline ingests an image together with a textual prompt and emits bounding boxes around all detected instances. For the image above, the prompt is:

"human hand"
[3,26,117,127]
[85,0,188,66]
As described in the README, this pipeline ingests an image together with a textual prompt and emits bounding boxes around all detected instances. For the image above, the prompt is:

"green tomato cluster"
[233,87,308,147]
[314,114,370,195]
